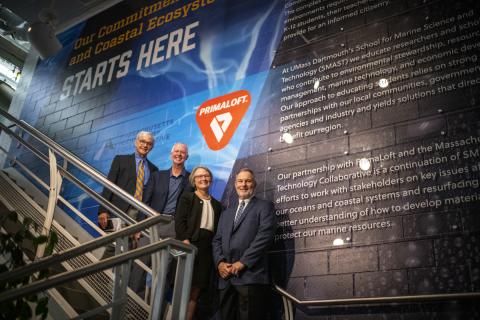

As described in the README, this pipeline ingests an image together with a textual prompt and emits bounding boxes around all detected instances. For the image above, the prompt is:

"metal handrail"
[0,108,160,221]
[0,109,196,318]
[274,284,480,306]
[0,122,140,230]
[0,145,110,235]
[0,238,196,316]
[0,214,169,284]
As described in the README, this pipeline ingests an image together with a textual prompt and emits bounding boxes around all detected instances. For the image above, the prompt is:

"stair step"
[56,284,108,316]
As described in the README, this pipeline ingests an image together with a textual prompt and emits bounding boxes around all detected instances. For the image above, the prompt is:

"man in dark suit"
[97,131,157,296]
[97,131,158,233]
[212,168,276,320]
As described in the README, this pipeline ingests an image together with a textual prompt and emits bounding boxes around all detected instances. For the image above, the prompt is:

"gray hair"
[171,142,189,157]
[136,131,155,146]
[189,166,213,188]
[236,168,257,188]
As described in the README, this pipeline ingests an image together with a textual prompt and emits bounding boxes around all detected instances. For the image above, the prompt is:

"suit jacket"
[141,168,192,215]
[212,196,276,289]
[98,154,158,219]
[175,192,223,242]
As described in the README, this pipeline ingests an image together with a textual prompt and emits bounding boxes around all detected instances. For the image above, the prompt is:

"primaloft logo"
[210,112,233,142]
[196,90,251,150]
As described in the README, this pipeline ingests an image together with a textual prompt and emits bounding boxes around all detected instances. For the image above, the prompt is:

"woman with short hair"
[175,165,222,320]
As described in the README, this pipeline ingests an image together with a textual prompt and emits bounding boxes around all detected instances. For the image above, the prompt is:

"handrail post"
[171,250,195,320]
[149,246,171,320]
[281,294,294,320]
[36,149,62,258]
[111,235,131,319]
[149,224,160,302]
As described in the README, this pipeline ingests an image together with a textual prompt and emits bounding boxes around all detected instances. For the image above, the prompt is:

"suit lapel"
[127,154,137,186]
[220,206,234,252]
[146,159,155,175]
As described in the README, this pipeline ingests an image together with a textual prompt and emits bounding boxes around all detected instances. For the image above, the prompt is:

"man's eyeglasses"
[138,140,153,146]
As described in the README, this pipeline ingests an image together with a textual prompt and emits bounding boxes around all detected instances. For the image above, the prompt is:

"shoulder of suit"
[114,154,133,160]
[151,168,169,177]
[147,159,158,171]
[182,191,196,200]
[112,154,134,165]
[251,197,273,208]
[211,197,222,206]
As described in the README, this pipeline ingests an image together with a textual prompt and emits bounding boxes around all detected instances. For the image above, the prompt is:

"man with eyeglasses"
[97,131,158,295]
[98,131,158,233]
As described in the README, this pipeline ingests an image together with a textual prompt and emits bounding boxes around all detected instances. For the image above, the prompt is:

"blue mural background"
[13,0,288,232]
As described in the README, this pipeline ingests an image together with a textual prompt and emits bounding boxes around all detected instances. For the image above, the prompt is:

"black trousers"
[219,283,270,320]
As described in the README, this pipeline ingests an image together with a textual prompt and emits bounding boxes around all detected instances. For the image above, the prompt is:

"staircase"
[0,168,149,319]
[0,109,195,319]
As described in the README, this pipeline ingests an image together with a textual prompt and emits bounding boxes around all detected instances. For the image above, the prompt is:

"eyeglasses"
[138,139,153,146]
[194,175,211,180]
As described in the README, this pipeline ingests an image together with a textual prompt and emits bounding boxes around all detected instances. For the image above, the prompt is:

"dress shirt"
[163,168,186,214]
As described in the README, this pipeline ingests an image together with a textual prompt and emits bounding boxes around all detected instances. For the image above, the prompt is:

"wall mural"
[10,0,480,318]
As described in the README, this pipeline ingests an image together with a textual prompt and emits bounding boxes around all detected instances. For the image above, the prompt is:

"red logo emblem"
[196,90,251,150]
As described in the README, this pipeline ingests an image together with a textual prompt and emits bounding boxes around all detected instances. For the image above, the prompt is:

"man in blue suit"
[212,168,276,320]
[138,142,193,302]
[141,142,192,233]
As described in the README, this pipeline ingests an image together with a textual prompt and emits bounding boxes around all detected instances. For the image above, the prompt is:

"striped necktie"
[134,160,144,200]
[234,201,245,226]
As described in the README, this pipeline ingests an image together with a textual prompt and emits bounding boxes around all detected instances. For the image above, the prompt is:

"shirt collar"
[238,196,253,205]
[134,152,146,161]
[170,167,186,178]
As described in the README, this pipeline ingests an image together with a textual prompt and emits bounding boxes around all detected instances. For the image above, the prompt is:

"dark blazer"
[212,197,276,289]
[98,154,158,218]
[175,192,223,242]
[141,168,192,214]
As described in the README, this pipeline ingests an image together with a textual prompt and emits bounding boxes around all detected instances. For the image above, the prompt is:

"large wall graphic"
[224,0,480,318]
[9,0,480,318]
[14,0,286,228]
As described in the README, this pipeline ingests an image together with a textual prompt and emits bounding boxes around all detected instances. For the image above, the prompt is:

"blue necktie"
[234,201,245,226]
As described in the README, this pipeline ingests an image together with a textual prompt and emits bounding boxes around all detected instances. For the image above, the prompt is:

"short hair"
[171,142,189,157]
[236,168,257,187]
[189,166,213,188]
[136,131,155,146]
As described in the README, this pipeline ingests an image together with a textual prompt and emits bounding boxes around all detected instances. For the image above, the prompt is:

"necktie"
[234,201,245,226]
[134,160,144,200]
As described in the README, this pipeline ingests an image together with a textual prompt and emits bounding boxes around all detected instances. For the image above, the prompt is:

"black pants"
[219,283,270,320]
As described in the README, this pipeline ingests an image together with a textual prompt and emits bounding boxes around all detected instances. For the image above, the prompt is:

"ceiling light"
[27,21,62,59]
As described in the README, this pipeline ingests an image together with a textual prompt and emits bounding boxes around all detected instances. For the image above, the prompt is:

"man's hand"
[231,261,245,276]
[218,261,232,279]
[183,239,191,245]
[98,212,109,229]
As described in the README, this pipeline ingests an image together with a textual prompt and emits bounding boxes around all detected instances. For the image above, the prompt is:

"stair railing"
[0,108,194,318]
[0,107,172,292]
[273,285,480,320]
[0,221,196,319]
[0,108,161,236]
